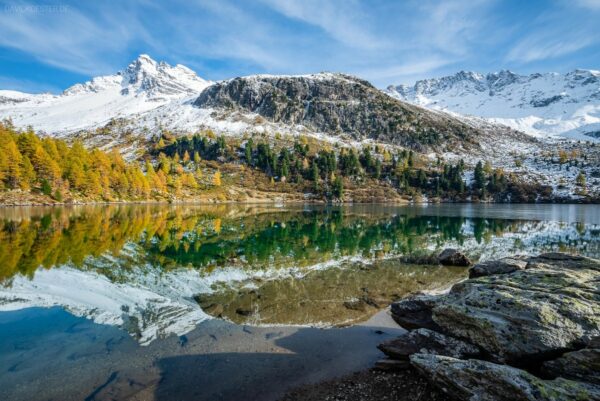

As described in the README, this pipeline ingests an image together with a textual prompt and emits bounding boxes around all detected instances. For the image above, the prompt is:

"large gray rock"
[390,294,442,331]
[431,254,600,363]
[378,328,480,360]
[438,248,472,267]
[542,345,600,385]
[469,257,528,278]
[410,353,600,401]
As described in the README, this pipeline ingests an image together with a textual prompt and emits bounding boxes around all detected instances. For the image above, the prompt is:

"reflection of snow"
[0,220,597,345]
[0,267,209,345]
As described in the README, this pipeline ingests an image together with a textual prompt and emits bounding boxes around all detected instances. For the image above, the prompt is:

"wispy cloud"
[573,0,600,10]
[0,75,61,93]
[354,57,452,83]
[0,0,598,92]
[505,4,600,64]
[0,1,153,75]
[415,0,498,57]
[259,0,387,51]
[507,36,595,63]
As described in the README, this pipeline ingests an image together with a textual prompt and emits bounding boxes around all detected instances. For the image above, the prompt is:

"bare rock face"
[438,249,472,267]
[468,257,528,278]
[194,74,480,151]
[390,294,442,331]
[410,354,600,401]
[378,328,480,361]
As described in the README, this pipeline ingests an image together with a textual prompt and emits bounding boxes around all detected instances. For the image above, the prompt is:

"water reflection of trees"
[0,205,596,282]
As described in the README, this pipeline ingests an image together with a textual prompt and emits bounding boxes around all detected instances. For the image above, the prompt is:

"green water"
[0,203,598,327]
[0,203,599,401]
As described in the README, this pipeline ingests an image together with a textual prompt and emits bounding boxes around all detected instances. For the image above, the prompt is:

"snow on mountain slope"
[386,69,600,141]
[0,55,211,134]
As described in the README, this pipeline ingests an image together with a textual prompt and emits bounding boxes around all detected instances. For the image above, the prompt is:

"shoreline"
[279,252,600,401]
[0,197,597,207]
[0,306,406,401]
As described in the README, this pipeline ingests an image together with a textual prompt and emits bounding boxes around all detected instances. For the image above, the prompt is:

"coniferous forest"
[0,121,560,204]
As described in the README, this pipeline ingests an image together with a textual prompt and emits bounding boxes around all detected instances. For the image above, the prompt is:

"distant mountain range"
[1,56,597,145]
[0,55,598,201]
[386,69,600,141]
[0,55,523,154]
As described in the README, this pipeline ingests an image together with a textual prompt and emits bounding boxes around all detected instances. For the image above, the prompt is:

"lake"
[0,203,599,401]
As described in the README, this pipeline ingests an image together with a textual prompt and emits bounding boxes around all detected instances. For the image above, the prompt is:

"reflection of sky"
[0,204,598,346]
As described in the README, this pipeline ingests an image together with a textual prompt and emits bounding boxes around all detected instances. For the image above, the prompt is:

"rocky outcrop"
[194,73,481,151]
[378,328,480,360]
[382,253,600,400]
[390,294,441,331]
[542,338,600,385]
[433,253,600,364]
[438,249,472,267]
[468,256,527,278]
[411,354,600,401]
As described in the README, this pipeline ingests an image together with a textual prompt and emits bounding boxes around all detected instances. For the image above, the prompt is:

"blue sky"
[0,0,599,93]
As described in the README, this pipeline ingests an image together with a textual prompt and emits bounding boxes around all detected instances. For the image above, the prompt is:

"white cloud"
[259,0,388,50]
[0,1,152,75]
[354,57,453,84]
[574,0,600,10]
[507,36,595,63]
[0,76,61,94]
[505,5,599,64]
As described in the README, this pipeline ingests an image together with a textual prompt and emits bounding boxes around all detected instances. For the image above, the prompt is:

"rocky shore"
[282,252,600,401]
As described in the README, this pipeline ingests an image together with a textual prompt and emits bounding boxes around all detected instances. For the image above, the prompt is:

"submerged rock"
[378,328,480,360]
[438,249,471,267]
[411,354,600,401]
[373,359,411,371]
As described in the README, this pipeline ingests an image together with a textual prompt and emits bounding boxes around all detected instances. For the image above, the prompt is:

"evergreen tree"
[333,176,343,199]
[473,161,486,192]
[374,159,382,179]
[576,172,586,187]
[245,139,253,165]
[40,179,52,196]
[311,161,319,190]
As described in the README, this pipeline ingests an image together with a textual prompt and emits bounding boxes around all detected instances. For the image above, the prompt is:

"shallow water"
[0,203,598,401]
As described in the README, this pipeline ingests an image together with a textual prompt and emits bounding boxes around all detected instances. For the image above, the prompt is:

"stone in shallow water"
[469,257,528,278]
[378,328,480,360]
[438,248,471,267]
[410,353,600,401]
[373,359,411,371]
[390,294,442,331]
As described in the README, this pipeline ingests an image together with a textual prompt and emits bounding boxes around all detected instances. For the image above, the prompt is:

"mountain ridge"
[193,73,485,151]
[386,69,600,141]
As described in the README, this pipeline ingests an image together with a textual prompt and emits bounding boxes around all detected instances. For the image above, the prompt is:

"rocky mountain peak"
[485,70,522,90]
[194,72,481,151]
[63,54,209,98]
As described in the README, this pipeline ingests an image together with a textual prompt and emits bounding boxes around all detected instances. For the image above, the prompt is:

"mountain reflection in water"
[0,204,598,340]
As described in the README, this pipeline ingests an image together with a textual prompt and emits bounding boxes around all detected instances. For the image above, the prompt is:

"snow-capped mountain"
[0,54,211,134]
[386,69,600,141]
